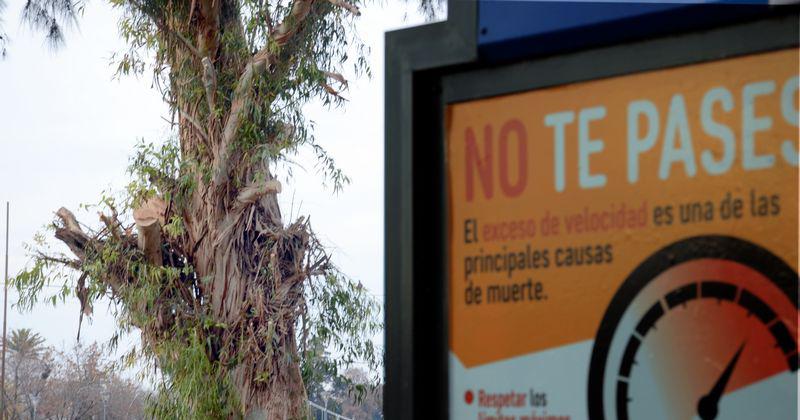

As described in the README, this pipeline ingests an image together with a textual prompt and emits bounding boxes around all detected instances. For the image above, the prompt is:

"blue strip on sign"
[478,1,683,46]
[477,0,786,61]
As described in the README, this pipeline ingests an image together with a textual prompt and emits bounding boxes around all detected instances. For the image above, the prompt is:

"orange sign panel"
[447,49,798,420]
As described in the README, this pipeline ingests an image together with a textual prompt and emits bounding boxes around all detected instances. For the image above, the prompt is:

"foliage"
[13,0,385,418]
[409,0,445,21]
[5,329,46,358]
[21,0,83,49]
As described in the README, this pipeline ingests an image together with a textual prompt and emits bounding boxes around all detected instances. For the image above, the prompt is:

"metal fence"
[307,400,353,420]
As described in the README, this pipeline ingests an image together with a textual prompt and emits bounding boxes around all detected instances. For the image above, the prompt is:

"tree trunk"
[162,2,338,416]
[173,21,309,416]
[178,148,308,418]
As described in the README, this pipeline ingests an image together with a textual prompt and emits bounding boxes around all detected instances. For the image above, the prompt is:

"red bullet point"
[464,390,474,404]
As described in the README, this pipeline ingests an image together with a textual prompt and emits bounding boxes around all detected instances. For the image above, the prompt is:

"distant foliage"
[412,0,445,20]
[1,329,149,420]
[0,0,7,57]
[307,366,382,420]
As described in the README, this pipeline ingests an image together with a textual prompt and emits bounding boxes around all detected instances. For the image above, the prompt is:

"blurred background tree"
[3,328,48,420]
[1,329,148,419]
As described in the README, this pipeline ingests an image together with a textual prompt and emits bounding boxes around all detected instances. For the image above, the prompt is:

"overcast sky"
[0,0,427,367]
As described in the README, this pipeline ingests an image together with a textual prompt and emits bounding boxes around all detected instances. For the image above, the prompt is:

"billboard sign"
[446,48,799,420]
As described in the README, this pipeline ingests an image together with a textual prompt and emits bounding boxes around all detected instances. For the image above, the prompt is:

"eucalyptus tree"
[11,0,391,418]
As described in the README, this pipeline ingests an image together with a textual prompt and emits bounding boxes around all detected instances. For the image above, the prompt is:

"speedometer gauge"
[588,236,798,420]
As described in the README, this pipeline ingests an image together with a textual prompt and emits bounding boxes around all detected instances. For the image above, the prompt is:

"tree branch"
[201,56,218,115]
[127,0,202,58]
[196,0,221,56]
[214,0,324,187]
[236,180,282,207]
[178,108,210,143]
[54,208,90,260]
[271,0,314,45]
[328,0,360,16]
[132,197,166,266]
[34,254,81,270]
[213,54,269,186]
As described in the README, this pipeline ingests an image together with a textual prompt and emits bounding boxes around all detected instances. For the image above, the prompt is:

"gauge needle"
[697,342,746,420]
